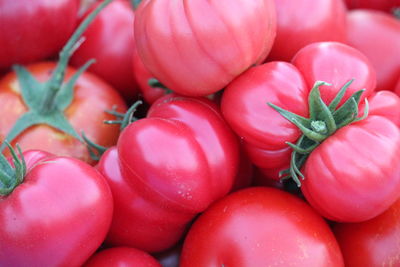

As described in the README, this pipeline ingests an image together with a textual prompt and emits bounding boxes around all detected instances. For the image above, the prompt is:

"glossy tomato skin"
[181,187,344,267]
[98,95,239,252]
[0,62,127,163]
[345,0,400,12]
[71,0,139,100]
[292,42,376,106]
[221,62,308,180]
[302,116,400,222]
[135,0,276,96]
[334,198,400,266]
[0,150,113,267]
[346,10,400,91]
[360,90,400,127]
[0,0,78,70]
[83,247,161,267]
[268,0,347,61]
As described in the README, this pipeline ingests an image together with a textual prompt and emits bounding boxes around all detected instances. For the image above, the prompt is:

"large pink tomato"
[98,94,239,252]
[134,0,276,96]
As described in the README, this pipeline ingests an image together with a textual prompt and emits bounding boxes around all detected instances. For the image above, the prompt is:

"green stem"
[40,0,113,114]
[0,143,26,196]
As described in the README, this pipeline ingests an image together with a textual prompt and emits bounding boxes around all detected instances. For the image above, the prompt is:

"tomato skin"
[334,198,400,267]
[134,0,276,96]
[268,0,347,61]
[0,0,78,70]
[98,95,239,252]
[0,150,113,267]
[361,90,400,127]
[0,62,127,163]
[132,43,166,104]
[346,10,400,92]
[71,0,139,100]
[292,42,376,106]
[83,247,161,267]
[302,116,400,222]
[181,187,344,267]
[345,0,400,12]
[221,62,308,179]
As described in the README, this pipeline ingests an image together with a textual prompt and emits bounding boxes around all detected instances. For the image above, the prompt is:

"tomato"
[268,0,347,61]
[0,150,113,266]
[0,0,79,70]
[84,247,161,267]
[301,115,400,222]
[97,94,239,252]
[0,62,126,163]
[222,42,376,181]
[345,0,400,12]
[71,0,139,101]
[134,0,276,96]
[334,198,400,266]
[346,10,400,91]
[180,187,344,267]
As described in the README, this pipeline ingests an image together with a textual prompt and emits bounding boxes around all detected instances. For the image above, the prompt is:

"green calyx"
[131,0,142,9]
[0,0,113,152]
[268,79,369,187]
[393,7,400,19]
[0,144,26,196]
[84,100,143,161]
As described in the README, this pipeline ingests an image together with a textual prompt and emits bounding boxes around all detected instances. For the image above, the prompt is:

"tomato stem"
[0,143,26,196]
[0,0,113,152]
[268,79,368,186]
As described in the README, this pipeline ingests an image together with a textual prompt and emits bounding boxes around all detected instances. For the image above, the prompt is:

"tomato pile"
[0,0,400,266]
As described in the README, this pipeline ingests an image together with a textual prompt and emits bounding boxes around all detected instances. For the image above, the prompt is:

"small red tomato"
[334,198,400,266]
[0,150,113,267]
[181,187,344,267]
[0,0,79,70]
[84,247,161,267]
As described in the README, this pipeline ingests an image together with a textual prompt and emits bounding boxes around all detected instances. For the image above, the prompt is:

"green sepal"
[55,59,96,110]
[82,132,108,161]
[0,143,27,196]
[270,79,369,186]
[104,100,143,130]
[1,0,113,152]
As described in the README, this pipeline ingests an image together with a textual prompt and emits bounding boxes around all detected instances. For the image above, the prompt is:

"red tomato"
[334,198,400,266]
[395,77,400,95]
[222,61,308,180]
[97,94,239,252]
[0,150,113,266]
[345,0,400,12]
[268,0,347,61]
[346,10,400,91]
[84,247,161,267]
[134,0,277,96]
[301,115,400,222]
[0,62,127,163]
[222,42,376,180]
[180,187,344,267]
[71,0,139,100]
[0,0,79,70]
